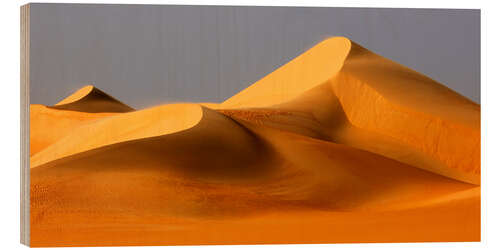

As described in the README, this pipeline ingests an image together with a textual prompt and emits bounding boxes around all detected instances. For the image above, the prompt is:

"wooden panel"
[20,3,30,246]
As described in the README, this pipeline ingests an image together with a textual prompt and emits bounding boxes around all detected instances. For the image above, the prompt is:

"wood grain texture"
[20,3,30,246]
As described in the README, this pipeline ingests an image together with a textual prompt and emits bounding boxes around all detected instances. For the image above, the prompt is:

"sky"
[29,4,480,108]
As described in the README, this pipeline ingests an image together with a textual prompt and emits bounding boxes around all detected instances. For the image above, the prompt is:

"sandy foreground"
[29,37,480,246]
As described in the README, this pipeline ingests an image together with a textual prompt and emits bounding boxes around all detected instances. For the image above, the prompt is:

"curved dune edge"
[31,86,135,155]
[51,85,134,113]
[30,103,206,168]
[55,85,95,105]
[218,82,459,186]
[30,104,116,156]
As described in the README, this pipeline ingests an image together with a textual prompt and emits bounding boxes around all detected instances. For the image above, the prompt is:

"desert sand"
[30,37,480,246]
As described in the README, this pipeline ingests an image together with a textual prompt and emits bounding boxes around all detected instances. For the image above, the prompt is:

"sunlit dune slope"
[30,104,266,168]
[51,85,134,113]
[222,37,352,108]
[30,86,134,156]
[29,104,115,156]
[219,37,480,184]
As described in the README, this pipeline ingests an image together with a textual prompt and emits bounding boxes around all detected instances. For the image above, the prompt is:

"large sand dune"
[30,37,480,246]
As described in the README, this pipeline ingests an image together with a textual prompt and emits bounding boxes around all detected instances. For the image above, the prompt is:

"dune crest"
[222,37,352,108]
[51,85,134,113]
[31,103,205,167]
[30,104,115,156]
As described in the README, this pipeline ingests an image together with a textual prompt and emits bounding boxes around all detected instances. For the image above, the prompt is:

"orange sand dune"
[220,82,458,186]
[30,121,479,246]
[30,37,480,246]
[30,104,270,169]
[51,85,134,113]
[221,37,480,184]
[30,86,133,156]
[30,105,116,156]
[31,103,201,167]
[332,42,480,184]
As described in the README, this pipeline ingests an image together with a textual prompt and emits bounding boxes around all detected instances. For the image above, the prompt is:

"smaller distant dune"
[50,85,134,113]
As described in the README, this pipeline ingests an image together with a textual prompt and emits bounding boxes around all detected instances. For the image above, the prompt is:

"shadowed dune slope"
[51,85,134,113]
[219,82,457,186]
[30,104,265,168]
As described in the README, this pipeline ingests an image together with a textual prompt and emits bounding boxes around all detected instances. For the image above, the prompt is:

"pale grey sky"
[29,4,480,108]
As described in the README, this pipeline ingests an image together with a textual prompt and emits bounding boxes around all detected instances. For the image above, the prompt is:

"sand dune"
[222,37,352,108]
[332,42,480,184]
[30,105,116,156]
[30,36,480,246]
[30,86,133,156]
[30,103,271,169]
[51,85,134,113]
[31,123,479,246]
[220,82,458,186]
[221,37,480,184]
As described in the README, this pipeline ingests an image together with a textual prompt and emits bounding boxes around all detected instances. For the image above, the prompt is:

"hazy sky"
[29,4,480,108]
